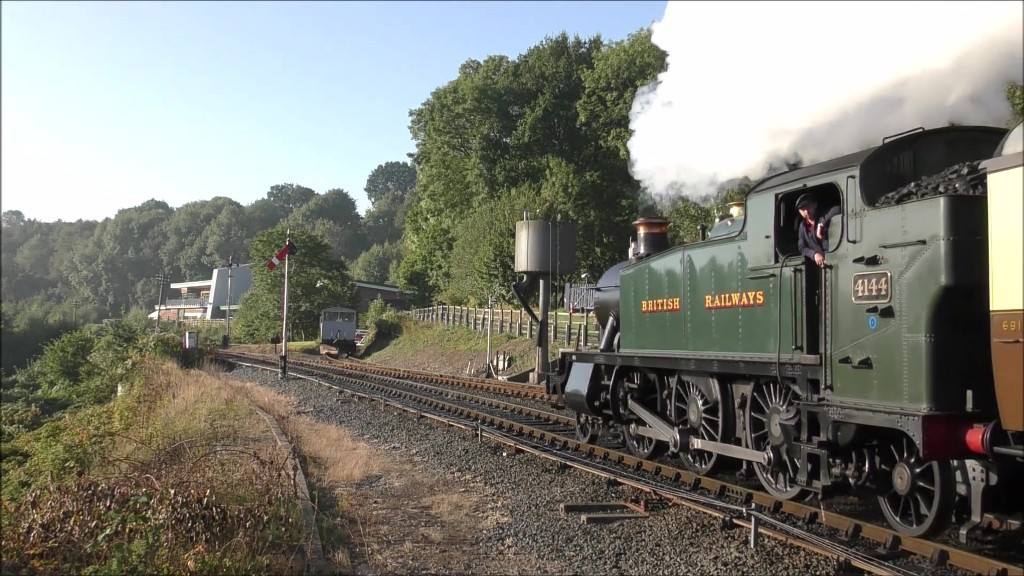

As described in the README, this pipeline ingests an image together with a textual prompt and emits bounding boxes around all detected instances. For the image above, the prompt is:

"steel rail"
[229,357,904,576]
[218,353,1021,576]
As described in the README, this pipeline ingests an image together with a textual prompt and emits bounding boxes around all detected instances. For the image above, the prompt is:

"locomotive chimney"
[631,217,671,261]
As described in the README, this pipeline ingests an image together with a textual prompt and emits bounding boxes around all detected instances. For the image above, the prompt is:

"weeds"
[1,360,306,575]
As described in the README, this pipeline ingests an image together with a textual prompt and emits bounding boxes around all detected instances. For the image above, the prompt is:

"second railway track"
[213,350,1023,576]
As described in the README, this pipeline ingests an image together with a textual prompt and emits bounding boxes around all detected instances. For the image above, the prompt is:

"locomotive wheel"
[876,436,954,537]
[622,422,668,460]
[575,413,599,444]
[670,375,730,475]
[616,370,668,460]
[745,379,809,501]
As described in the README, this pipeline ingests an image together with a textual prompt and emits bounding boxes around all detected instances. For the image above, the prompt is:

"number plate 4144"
[852,271,892,305]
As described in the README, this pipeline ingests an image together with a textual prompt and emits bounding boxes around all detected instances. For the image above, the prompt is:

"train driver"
[796,193,842,267]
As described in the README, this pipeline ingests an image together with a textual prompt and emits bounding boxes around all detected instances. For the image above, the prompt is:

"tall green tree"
[265,183,316,215]
[363,161,417,247]
[160,197,239,280]
[232,226,355,343]
[402,28,666,304]
[287,188,366,261]
[1007,81,1024,127]
[351,241,403,285]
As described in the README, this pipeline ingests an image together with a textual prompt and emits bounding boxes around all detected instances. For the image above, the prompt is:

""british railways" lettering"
[705,291,765,310]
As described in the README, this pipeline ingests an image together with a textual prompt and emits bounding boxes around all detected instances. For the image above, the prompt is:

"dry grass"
[220,377,386,485]
[2,359,305,575]
[214,373,397,575]
[424,492,465,522]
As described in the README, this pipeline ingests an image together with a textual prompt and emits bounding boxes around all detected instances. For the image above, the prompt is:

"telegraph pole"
[153,274,171,331]
[280,230,291,379]
[485,296,495,378]
[226,255,236,345]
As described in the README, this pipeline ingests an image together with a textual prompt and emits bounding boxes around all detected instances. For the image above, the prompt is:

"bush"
[363,296,401,336]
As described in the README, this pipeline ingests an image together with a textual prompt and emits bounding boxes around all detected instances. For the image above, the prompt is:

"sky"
[1,0,667,223]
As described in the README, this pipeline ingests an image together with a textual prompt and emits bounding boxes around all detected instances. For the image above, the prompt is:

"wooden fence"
[408,305,601,349]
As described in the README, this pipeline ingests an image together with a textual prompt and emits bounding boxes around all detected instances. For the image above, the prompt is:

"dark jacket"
[798,205,842,260]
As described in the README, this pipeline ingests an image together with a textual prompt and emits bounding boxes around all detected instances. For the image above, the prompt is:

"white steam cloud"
[628,1,1024,202]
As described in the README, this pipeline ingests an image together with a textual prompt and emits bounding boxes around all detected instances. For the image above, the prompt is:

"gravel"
[230,365,850,576]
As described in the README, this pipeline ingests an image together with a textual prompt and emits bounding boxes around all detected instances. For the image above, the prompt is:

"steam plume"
[627,1,1024,202]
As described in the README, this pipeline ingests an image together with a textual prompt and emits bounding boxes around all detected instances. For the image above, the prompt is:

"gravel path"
[232,366,849,576]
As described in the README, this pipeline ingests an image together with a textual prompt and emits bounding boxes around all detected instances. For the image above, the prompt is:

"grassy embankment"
[357,314,563,377]
[1,354,382,575]
[2,313,556,575]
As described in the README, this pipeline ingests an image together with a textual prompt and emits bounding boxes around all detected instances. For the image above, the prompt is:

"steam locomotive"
[552,122,1024,538]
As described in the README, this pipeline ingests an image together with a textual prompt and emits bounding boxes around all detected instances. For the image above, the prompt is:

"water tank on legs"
[514,218,576,275]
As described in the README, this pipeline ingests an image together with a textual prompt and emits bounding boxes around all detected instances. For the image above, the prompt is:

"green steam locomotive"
[555,123,1024,538]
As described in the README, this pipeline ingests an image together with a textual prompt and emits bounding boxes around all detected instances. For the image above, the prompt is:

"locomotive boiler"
[553,123,1024,539]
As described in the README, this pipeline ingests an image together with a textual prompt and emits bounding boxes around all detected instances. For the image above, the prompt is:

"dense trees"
[4,26,1022,362]
[399,30,669,305]
[231,226,356,344]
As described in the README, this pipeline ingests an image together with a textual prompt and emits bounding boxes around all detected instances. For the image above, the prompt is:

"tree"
[351,242,403,285]
[663,184,751,244]
[2,210,25,228]
[265,183,316,215]
[1007,81,1024,127]
[232,226,356,343]
[363,161,417,246]
[160,197,238,281]
[364,161,417,206]
[244,197,289,235]
[288,188,366,261]
[402,29,670,303]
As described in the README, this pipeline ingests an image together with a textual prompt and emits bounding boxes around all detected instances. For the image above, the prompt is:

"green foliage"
[363,295,402,339]
[232,226,355,344]
[404,29,667,304]
[663,185,751,244]
[287,188,367,261]
[1,314,178,444]
[5,28,1022,362]
[1007,81,1024,127]
[364,161,417,247]
[1,360,304,574]
[1,298,95,375]
[351,241,404,285]
[265,183,316,215]
[364,160,418,205]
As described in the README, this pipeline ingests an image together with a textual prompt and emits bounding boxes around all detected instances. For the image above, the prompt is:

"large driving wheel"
[614,369,668,460]
[745,379,809,500]
[670,375,730,475]
[876,435,954,537]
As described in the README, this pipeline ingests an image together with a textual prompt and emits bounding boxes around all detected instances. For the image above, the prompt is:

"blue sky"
[1,0,667,223]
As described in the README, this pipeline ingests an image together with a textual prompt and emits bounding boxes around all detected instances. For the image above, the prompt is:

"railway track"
[212,350,1023,576]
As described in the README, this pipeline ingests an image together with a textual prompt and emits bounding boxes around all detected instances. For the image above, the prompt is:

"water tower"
[513,212,576,389]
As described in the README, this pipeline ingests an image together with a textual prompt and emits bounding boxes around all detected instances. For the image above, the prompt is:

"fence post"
[528,318,534,339]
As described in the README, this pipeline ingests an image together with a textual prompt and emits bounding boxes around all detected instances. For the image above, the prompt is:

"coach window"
[774,183,843,262]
